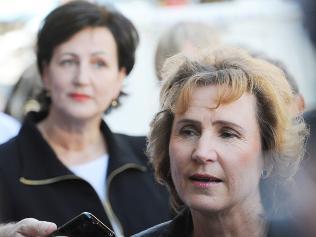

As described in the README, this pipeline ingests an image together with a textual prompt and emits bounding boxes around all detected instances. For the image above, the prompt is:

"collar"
[18,111,146,183]
[165,208,193,237]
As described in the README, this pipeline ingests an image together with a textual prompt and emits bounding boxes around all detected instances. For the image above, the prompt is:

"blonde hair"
[148,46,308,211]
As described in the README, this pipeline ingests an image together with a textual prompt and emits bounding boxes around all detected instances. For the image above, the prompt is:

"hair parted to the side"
[36,0,139,113]
[147,46,308,211]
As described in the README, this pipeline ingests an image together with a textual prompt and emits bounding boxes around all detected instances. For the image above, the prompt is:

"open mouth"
[189,174,222,183]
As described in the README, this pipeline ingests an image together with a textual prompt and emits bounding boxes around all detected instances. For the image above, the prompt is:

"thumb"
[17,218,57,236]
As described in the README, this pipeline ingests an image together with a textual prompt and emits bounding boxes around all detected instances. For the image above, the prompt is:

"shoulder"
[131,221,171,237]
[114,133,147,156]
[0,137,19,162]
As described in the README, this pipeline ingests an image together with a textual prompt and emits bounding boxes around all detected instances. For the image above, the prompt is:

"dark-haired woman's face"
[42,27,125,121]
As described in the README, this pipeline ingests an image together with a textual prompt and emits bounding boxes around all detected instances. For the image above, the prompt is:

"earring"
[111,99,118,108]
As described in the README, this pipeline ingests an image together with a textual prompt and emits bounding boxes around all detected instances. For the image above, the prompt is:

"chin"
[185,195,227,215]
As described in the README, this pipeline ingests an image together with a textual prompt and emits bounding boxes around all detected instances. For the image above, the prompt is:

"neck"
[191,194,267,237]
[37,110,106,166]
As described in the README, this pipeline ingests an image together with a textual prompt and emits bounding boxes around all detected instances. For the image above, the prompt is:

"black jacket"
[0,112,171,236]
[132,208,304,237]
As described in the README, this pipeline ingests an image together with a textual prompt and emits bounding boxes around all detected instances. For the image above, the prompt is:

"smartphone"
[50,212,115,237]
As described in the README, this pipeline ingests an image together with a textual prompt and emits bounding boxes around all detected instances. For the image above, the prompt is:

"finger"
[17,218,57,236]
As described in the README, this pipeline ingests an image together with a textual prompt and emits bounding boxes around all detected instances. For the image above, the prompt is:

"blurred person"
[154,21,220,81]
[0,219,56,237]
[0,1,170,237]
[251,52,306,115]
[252,53,305,114]
[4,0,93,122]
[132,47,308,237]
[271,60,305,115]
[4,21,220,122]
[4,65,42,121]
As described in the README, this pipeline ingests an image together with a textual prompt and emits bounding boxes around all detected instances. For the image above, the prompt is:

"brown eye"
[220,128,240,139]
[92,58,107,68]
[179,126,199,137]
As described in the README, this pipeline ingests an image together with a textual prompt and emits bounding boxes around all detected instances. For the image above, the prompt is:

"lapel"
[18,111,71,181]
[18,112,146,183]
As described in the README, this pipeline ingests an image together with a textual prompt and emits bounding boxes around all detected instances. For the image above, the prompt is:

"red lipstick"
[69,93,90,102]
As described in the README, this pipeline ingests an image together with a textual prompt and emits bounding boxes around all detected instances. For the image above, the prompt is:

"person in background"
[0,1,170,237]
[132,47,308,237]
[273,61,305,114]
[154,21,306,116]
[4,65,42,122]
[0,219,56,237]
[154,21,220,82]
[251,52,306,115]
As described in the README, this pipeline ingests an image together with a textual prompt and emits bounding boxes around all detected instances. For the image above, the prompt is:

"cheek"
[231,139,263,173]
[169,139,189,183]
[223,146,263,188]
[46,70,69,93]
[96,76,122,98]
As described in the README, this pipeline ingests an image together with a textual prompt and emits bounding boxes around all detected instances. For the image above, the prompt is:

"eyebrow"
[60,51,109,57]
[175,118,244,132]
[212,120,245,132]
[59,52,77,57]
[175,119,200,126]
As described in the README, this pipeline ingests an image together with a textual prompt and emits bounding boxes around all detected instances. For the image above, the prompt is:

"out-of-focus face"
[169,85,263,215]
[42,27,125,121]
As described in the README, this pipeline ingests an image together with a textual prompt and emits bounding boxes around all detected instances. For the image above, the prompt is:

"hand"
[0,218,57,237]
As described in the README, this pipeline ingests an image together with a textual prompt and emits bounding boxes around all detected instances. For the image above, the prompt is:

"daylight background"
[0,0,315,135]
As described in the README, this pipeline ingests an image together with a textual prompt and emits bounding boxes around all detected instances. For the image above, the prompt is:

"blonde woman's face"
[42,27,125,121]
[169,85,263,215]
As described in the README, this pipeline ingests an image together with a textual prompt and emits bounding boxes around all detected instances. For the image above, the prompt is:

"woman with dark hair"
[0,1,170,236]
[132,47,308,237]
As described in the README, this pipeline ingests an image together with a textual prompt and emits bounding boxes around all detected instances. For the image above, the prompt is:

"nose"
[73,62,91,86]
[191,133,218,164]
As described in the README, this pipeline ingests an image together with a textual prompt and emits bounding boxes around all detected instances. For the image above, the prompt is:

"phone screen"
[50,212,115,237]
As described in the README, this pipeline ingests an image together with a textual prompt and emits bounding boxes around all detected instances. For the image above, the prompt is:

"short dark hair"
[36,0,139,76]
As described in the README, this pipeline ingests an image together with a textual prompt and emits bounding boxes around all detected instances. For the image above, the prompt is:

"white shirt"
[69,154,109,202]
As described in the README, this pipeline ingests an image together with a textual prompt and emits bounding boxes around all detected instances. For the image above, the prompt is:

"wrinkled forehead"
[174,78,253,115]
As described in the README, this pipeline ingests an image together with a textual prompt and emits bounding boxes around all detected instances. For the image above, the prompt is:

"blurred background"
[0,0,315,135]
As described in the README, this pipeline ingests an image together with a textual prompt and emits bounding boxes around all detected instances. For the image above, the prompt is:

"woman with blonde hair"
[133,47,308,237]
